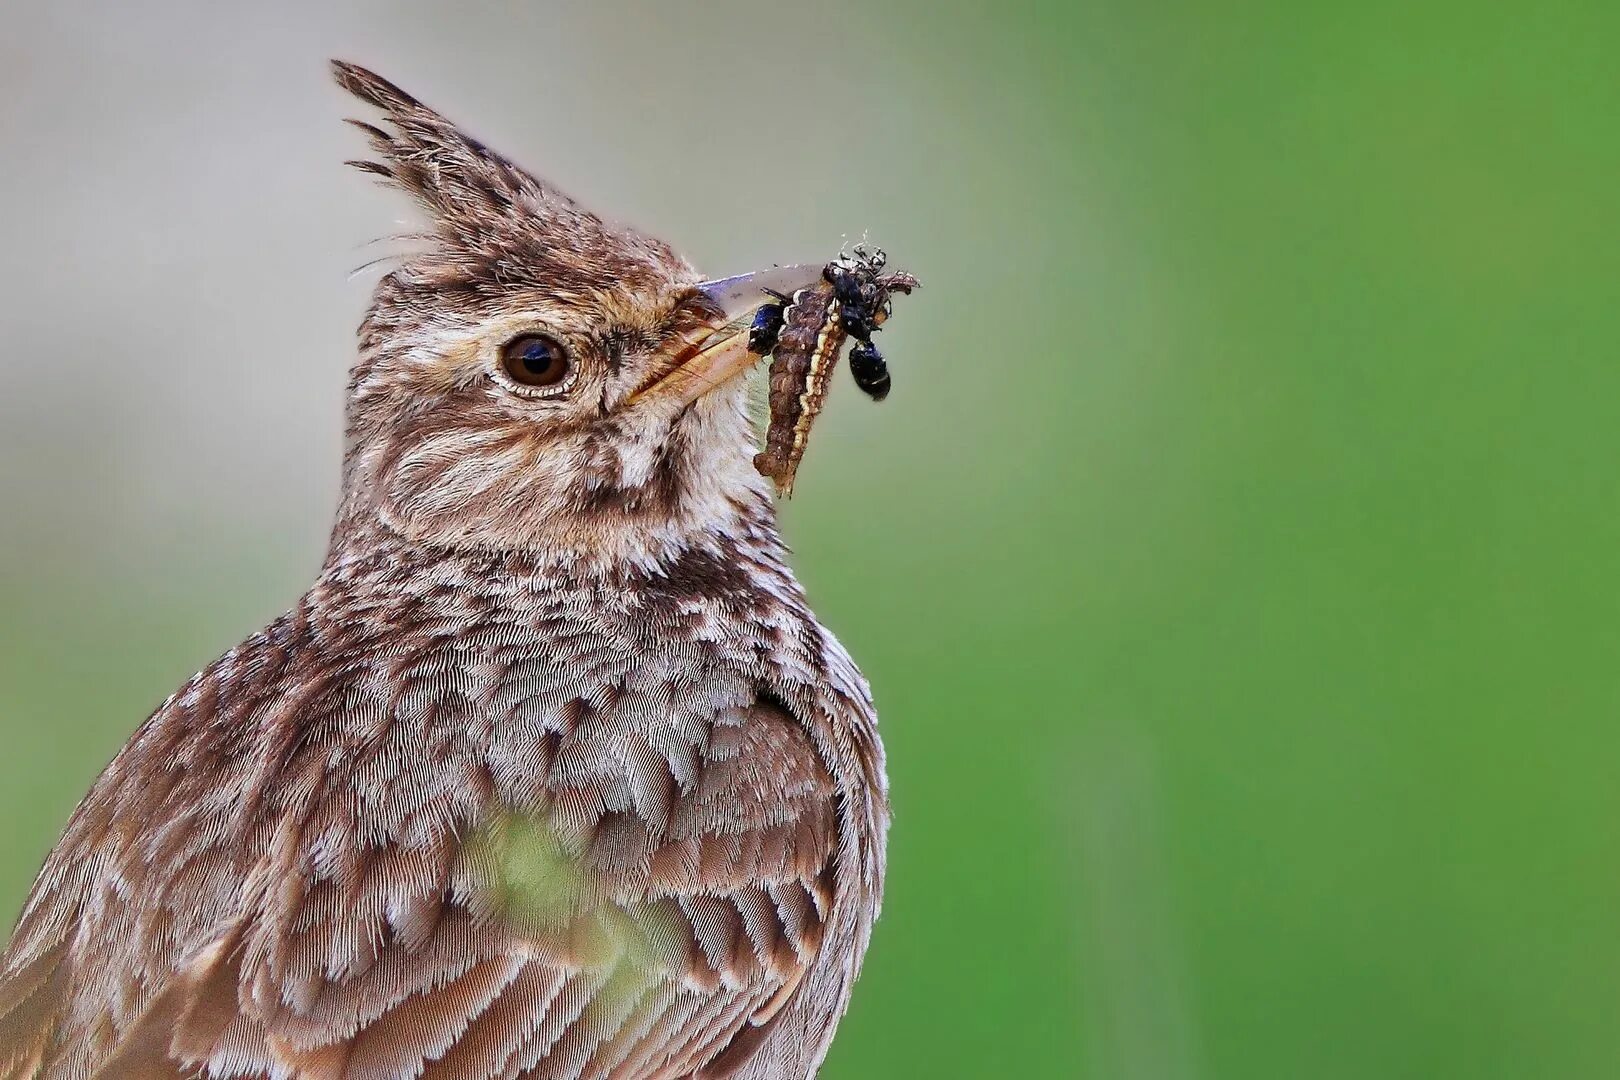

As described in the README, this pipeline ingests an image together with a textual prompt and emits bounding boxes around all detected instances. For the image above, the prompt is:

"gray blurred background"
[5,2,1619,1078]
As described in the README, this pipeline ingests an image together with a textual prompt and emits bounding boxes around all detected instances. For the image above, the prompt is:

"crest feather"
[331,61,595,241]
[329,60,686,293]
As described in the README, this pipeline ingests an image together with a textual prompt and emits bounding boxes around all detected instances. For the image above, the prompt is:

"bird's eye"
[499,333,571,388]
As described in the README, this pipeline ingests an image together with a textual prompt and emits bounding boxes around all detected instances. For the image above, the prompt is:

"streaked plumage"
[0,63,888,1079]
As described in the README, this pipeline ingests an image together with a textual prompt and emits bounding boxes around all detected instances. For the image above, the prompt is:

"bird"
[0,62,889,1079]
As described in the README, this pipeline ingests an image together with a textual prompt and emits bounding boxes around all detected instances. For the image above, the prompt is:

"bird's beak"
[631,264,823,408]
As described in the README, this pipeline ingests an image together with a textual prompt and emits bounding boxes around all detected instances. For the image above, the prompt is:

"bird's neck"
[320,487,793,594]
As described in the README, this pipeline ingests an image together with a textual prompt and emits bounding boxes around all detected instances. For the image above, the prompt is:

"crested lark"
[0,63,889,1079]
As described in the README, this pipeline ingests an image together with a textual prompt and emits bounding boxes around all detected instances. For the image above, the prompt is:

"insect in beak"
[632,264,823,408]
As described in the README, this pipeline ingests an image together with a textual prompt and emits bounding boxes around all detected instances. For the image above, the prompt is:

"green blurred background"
[3,2,1617,1076]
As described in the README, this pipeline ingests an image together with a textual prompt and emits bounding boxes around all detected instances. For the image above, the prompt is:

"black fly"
[821,248,913,402]
[747,290,789,356]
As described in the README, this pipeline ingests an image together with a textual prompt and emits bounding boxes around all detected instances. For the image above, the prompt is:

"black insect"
[823,247,914,402]
[747,290,789,355]
[847,340,890,400]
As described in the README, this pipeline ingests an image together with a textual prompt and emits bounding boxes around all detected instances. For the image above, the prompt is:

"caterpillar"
[748,247,919,495]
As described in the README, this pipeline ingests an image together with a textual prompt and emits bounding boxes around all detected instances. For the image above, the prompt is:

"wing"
[0,696,843,1080]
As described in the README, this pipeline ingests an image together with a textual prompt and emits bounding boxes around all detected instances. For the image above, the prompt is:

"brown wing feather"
[0,942,67,1079]
[0,690,838,1080]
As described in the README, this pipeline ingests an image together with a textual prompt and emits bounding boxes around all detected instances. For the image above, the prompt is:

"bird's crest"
[331,60,685,292]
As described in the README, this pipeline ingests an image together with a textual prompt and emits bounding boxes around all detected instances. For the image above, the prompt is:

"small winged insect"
[748,246,919,494]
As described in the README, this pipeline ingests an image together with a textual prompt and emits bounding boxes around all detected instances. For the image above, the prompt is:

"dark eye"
[499,333,571,388]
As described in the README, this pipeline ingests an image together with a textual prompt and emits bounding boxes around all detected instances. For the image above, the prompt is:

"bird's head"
[326,62,813,572]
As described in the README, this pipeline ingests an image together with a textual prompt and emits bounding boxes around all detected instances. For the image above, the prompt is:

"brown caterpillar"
[750,247,919,495]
